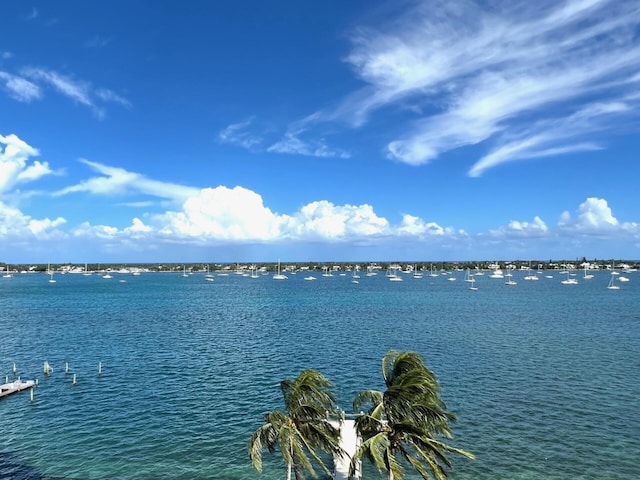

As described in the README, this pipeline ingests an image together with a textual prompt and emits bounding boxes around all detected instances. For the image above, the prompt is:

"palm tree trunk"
[292,451,307,480]
[286,461,291,480]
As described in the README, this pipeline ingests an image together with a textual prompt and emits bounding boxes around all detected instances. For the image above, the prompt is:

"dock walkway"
[0,379,35,399]
[330,418,361,480]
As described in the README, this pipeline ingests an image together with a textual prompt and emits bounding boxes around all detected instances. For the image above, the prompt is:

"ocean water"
[1,269,638,480]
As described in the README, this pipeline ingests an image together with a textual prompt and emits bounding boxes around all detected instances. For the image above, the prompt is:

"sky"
[1,0,639,264]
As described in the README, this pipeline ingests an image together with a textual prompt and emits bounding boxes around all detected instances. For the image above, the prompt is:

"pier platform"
[0,379,35,399]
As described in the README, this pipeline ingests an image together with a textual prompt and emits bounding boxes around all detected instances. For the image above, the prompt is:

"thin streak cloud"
[55,159,199,202]
[306,0,640,174]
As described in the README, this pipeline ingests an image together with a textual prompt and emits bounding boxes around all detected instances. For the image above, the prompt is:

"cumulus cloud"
[490,216,549,239]
[0,201,66,239]
[488,197,638,251]
[397,214,456,237]
[0,133,54,193]
[153,186,286,240]
[558,197,620,233]
[77,188,412,246]
[291,200,388,238]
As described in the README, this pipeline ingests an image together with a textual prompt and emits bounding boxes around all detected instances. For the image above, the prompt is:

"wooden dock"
[0,379,35,399]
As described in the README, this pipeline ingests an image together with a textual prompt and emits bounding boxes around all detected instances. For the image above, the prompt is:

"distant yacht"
[273,260,287,280]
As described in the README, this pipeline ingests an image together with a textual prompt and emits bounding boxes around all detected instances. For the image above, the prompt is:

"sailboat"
[504,267,517,285]
[204,264,214,281]
[607,273,620,290]
[523,262,539,281]
[3,264,12,278]
[429,264,439,277]
[582,265,594,280]
[560,271,578,285]
[469,277,478,291]
[388,267,403,281]
[83,263,92,276]
[412,265,423,279]
[351,267,360,283]
[464,269,474,282]
[273,260,288,280]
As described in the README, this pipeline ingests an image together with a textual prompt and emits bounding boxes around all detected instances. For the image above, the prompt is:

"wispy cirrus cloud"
[219,118,351,159]
[54,159,199,202]
[307,0,640,174]
[22,67,93,107]
[84,35,111,49]
[267,132,350,159]
[218,118,263,150]
[0,71,41,102]
[0,67,132,117]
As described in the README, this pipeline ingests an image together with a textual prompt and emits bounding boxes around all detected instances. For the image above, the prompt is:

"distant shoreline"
[2,259,638,274]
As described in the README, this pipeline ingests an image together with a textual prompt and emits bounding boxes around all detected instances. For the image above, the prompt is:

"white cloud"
[291,200,388,238]
[489,216,549,240]
[22,67,93,107]
[397,214,456,237]
[88,190,393,244]
[96,88,132,108]
[10,67,131,117]
[153,186,286,240]
[0,200,66,239]
[558,197,619,233]
[219,118,351,159]
[0,133,54,193]
[468,101,632,176]
[267,132,351,159]
[487,197,638,250]
[298,0,640,173]
[55,159,199,202]
[0,71,41,102]
[218,118,263,150]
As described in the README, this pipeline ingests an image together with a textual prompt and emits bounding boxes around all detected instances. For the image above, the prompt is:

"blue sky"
[1,0,639,263]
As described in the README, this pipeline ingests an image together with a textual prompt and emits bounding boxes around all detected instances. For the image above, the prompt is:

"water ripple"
[1,271,639,479]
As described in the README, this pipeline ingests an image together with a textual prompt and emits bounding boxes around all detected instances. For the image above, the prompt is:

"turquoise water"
[1,269,639,479]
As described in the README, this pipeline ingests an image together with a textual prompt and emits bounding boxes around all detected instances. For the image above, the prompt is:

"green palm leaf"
[354,350,474,480]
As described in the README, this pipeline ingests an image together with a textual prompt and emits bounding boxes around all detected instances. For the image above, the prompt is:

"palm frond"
[353,389,383,412]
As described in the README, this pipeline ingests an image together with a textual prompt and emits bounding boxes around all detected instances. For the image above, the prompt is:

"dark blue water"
[1,269,639,479]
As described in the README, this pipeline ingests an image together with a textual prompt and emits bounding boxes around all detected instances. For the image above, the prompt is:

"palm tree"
[350,350,474,480]
[248,369,343,480]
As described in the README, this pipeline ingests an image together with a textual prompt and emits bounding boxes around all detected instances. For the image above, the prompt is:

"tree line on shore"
[3,258,638,274]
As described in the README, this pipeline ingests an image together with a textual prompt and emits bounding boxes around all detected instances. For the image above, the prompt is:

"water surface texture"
[1,269,638,479]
